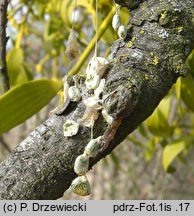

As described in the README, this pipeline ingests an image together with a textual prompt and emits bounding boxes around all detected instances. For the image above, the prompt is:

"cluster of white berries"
[62,2,128,197]
[62,55,114,196]
[112,10,127,39]
[82,57,109,129]
[71,136,102,196]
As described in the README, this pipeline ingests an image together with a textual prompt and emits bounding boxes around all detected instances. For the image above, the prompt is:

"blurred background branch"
[0,0,10,93]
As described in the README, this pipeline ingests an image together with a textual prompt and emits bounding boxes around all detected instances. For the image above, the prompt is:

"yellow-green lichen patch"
[150,52,154,57]
[176,65,182,71]
[175,26,183,33]
[128,41,133,48]
[151,56,160,65]
[144,74,150,80]
[140,30,145,35]
[126,82,132,89]
[159,10,169,25]
[78,74,86,79]
[132,37,136,42]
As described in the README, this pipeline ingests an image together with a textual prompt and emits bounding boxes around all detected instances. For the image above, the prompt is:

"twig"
[0,0,10,92]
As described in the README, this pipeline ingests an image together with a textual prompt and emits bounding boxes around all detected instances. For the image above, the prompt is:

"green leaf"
[137,124,148,138]
[175,77,181,100]
[77,0,93,10]
[0,79,62,134]
[7,48,23,85]
[181,74,194,112]
[120,7,131,26]
[186,49,194,76]
[7,48,31,86]
[23,63,33,81]
[145,138,157,161]
[60,0,76,28]
[162,137,194,171]
[175,77,183,117]
[146,96,173,137]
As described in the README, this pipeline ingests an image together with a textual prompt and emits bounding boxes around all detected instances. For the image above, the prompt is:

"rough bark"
[0,0,10,92]
[0,0,194,199]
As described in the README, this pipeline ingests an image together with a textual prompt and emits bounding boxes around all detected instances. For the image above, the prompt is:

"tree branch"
[0,0,10,92]
[0,0,193,199]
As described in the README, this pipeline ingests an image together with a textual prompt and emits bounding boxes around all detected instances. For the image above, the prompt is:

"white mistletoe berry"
[86,56,109,78]
[71,175,91,196]
[74,154,89,176]
[112,13,121,31]
[68,86,81,102]
[117,25,127,39]
[84,136,102,157]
